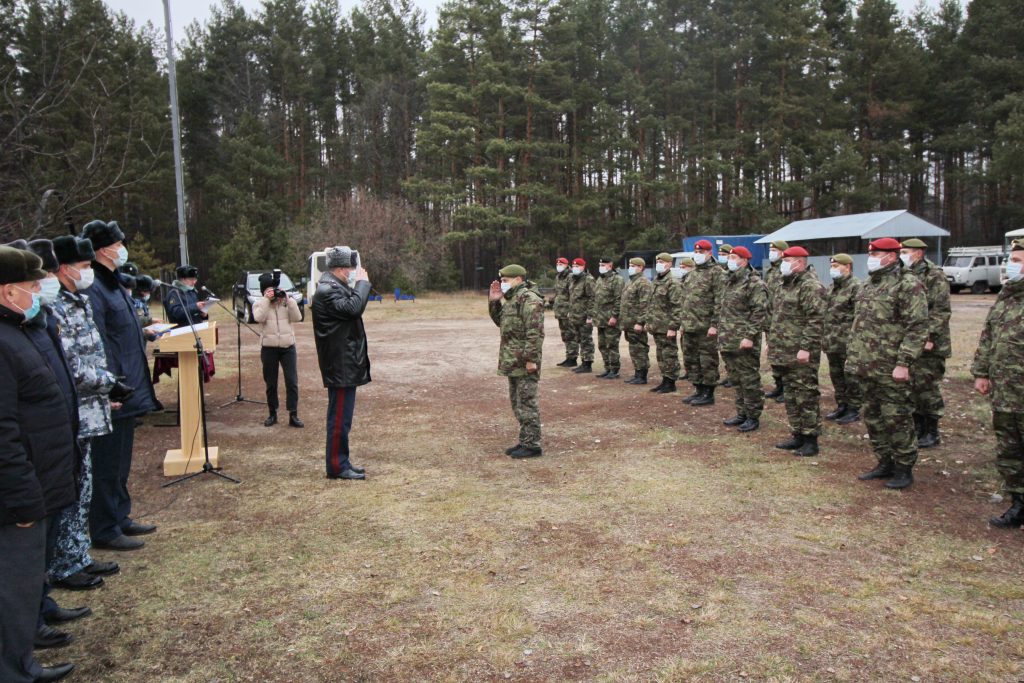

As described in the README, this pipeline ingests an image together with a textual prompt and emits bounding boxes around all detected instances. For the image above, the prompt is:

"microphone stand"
[199,286,266,409]
[162,286,240,487]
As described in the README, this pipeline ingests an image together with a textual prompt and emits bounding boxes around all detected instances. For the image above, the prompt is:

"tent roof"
[1005,227,1024,238]
[755,210,950,244]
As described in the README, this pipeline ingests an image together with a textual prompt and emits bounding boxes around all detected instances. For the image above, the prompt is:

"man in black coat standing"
[311,246,371,481]
[0,246,76,683]
[80,220,158,551]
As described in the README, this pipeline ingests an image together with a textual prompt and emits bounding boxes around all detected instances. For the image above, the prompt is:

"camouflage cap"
[679,257,696,267]
[901,238,927,249]
[656,252,673,262]
[499,264,527,277]
[629,257,646,267]
[830,253,853,265]
[770,240,789,251]
[719,244,733,254]
[1013,239,1024,252]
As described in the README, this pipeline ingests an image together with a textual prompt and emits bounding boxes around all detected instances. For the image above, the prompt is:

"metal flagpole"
[163,0,189,265]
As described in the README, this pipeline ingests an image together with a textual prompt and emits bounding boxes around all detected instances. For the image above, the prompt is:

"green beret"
[0,246,48,285]
[719,244,733,253]
[1012,239,1024,252]
[656,252,673,262]
[679,257,696,267]
[498,264,527,277]
[830,253,853,265]
[771,240,789,250]
[901,238,927,249]
[629,257,646,267]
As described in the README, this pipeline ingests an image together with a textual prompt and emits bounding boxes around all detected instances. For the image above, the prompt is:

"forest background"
[2,0,1023,292]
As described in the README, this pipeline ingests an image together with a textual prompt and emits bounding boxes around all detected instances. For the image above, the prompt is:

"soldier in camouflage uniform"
[849,238,929,489]
[717,244,733,270]
[715,245,733,387]
[900,238,951,449]
[553,258,577,367]
[646,252,683,394]
[763,240,788,401]
[680,240,724,406]
[972,240,1024,527]
[489,264,545,458]
[593,257,625,379]
[823,254,862,424]
[715,247,768,432]
[620,257,653,384]
[768,246,827,457]
[675,257,697,384]
[568,258,596,374]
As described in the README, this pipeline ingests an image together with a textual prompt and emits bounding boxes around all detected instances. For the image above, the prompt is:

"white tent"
[1005,227,1024,238]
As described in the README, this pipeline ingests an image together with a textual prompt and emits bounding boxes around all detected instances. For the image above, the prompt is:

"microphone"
[201,285,218,298]
[152,279,169,289]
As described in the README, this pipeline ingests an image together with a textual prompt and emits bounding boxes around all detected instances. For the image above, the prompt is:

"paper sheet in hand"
[145,323,176,336]
[167,321,210,337]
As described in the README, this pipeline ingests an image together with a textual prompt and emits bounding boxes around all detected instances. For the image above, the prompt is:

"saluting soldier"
[823,254,862,424]
[646,253,683,394]
[680,240,724,406]
[715,247,768,432]
[900,238,951,449]
[620,257,653,384]
[849,238,929,490]
[593,257,624,379]
[973,239,1024,527]
[553,258,577,367]
[567,258,596,374]
[764,239,788,402]
[489,265,545,459]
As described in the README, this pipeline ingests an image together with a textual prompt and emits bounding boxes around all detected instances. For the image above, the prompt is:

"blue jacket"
[88,263,158,418]
[164,281,208,327]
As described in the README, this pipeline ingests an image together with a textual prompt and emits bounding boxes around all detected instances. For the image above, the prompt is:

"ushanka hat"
[26,239,59,272]
[53,236,96,265]
[326,246,357,269]
[0,246,48,284]
[81,220,125,249]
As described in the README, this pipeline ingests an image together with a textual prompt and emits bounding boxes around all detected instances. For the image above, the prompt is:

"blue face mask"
[15,287,42,321]
[347,272,357,286]
[106,245,128,268]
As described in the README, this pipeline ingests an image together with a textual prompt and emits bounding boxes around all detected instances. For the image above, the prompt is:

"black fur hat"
[3,239,29,251]
[176,264,199,279]
[119,262,140,277]
[81,219,126,250]
[53,236,96,265]
[26,239,59,273]
[135,275,154,293]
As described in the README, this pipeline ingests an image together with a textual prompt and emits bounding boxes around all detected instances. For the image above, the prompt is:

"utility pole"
[163,0,189,265]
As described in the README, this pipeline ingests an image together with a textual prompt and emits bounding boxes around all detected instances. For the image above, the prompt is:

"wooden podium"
[155,322,219,476]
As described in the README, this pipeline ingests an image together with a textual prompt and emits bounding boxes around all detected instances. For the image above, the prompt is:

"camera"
[271,269,287,299]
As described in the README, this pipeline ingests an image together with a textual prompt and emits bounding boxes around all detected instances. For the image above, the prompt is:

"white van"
[307,250,328,303]
[942,246,1005,294]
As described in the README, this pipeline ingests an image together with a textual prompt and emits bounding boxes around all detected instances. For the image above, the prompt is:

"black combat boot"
[738,417,759,432]
[825,404,847,421]
[572,361,593,374]
[836,406,861,424]
[510,445,543,459]
[682,385,702,404]
[689,385,715,406]
[596,368,611,378]
[632,369,648,385]
[557,357,578,367]
[794,435,819,457]
[654,378,677,394]
[885,464,914,489]
[624,371,640,384]
[764,379,783,399]
[857,460,893,480]
[720,378,733,388]
[990,493,1024,529]
[918,415,941,449]
[775,433,804,450]
[912,414,925,440]
[649,377,669,393]
[504,443,523,455]
[603,368,620,379]
[289,412,304,428]
[264,411,277,427]
[723,414,746,427]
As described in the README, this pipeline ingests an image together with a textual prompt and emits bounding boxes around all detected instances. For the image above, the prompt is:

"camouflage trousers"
[993,411,1024,494]
[508,375,541,449]
[623,327,650,372]
[825,351,861,408]
[722,348,764,419]
[682,330,719,385]
[652,332,680,381]
[557,316,578,360]
[859,374,917,468]
[596,326,621,371]
[910,353,946,418]
[778,363,822,436]
[571,319,595,363]
[48,439,95,581]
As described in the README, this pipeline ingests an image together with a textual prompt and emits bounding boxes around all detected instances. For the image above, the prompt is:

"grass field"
[55,292,1024,682]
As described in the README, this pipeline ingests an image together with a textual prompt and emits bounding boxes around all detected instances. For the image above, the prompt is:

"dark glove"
[109,381,135,403]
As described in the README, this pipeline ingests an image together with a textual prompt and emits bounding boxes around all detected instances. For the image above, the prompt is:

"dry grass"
[55,293,1024,682]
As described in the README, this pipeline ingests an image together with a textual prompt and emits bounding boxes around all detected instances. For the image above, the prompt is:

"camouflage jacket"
[909,258,952,359]
[619,273,653,328]
[971,278,1024,412]
[822,274,861,355]
[553,269,572,319]
[567,272,596,324]
[678,259,724,333]
[132,296,153,328]
[717,267,769,354]
[593,270,624,325]
[646,270,683,334]
[50,288,116,439]
[847,262,929,379]
[489,281,545,378]
[767,267,827,366]
[764,261,784,329]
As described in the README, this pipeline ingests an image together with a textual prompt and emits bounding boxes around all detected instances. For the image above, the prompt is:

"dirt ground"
[53,292,1024,682]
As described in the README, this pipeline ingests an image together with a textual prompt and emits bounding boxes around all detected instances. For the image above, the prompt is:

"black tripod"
[200,287,265,409]
[162,288,240,488]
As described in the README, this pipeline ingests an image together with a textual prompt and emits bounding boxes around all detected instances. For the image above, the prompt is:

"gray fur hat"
[326,246,356,269]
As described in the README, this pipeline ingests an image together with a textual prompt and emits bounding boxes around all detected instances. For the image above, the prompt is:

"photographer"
[253,272,303,428]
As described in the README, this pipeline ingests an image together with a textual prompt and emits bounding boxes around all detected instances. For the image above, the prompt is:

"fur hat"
[258,272,277,291]
[120,262,140,277]
[81,219,125,250]
[175,264,199,279]
[326,246,356,269]
[3,239,29,251]
[53,236,96,265]
[0,246,48,284]
[135,275,154,293]
[26,239,59,272]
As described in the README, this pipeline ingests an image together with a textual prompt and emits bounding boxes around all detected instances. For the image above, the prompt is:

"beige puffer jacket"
[253,296,301,348]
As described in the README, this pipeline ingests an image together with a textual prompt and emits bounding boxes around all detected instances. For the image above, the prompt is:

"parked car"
[942,246,1005,294]
[232,270,305,323]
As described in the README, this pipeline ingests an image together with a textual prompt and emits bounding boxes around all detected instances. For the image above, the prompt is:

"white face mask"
[727,260,740,272]
[670,267,683,279]
[73,266,95,290]
[571,266,583,276]
[556,264,566,273]
[1006,261,1023,282]
[780,261,793,277]
[500,281,512,294]
[769,250,781,263]
[106,245,128,268]
[598,266,610,275]
[900,253,913,267]
[717,255,728,264]
[829,267,842,280]
[629,266,641,276]
[347,272,357,286]
[867,256,884,272]
[680,268,691,277]
[39,276,61,304]
[693,253,707,266]
[655,262,667,274]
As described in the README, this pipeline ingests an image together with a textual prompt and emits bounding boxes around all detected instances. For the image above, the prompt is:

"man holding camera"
[312,247,371,480]
[254,271,303,428]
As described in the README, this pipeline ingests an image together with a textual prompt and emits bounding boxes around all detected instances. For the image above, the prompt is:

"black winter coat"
[0,305,77,525]
[311,273,372,388]
[88,263,158,418]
